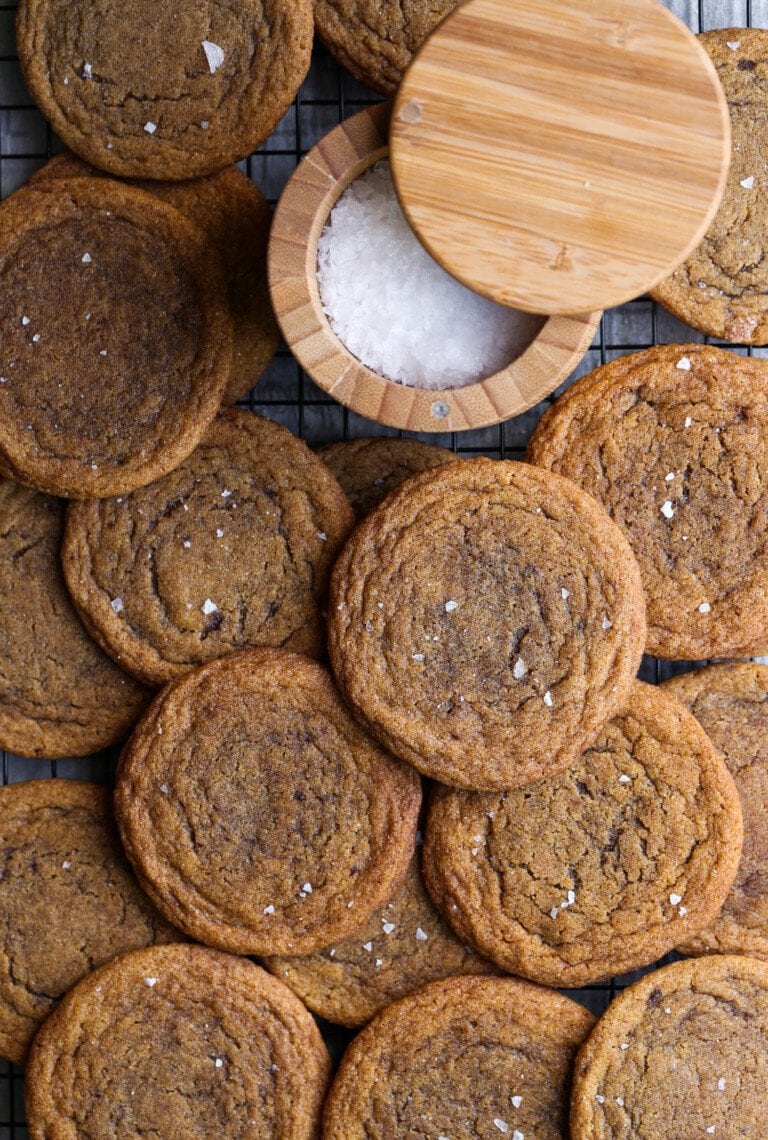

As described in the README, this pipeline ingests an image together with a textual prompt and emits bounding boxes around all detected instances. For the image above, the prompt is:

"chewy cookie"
[323,975,594,1138]
[116,650,421,955]
[25,944,331,1139]
[0,780,179,1066]
[317,437,458,517]
[571,955,768,1138]
[0,480,147,758]
[528,344,768,659]
[329,457,646,791]
[0,179,231,498]
[17,0,313,181]
[263,856,497,1028]
[651,30,768,344]
[664,662,768,960]
[63,411,354,686]
[423,681,743,988]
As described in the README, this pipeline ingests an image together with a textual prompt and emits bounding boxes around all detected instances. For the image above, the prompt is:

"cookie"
[16,0,313,181]
[25,944,330,1139]
[528,344,768,660]
[0,780,180,1066]
[315,1,461,95]
[0,178,232,498]
[570,955,768,1139]
[328,457,646,791]
[0,480,148,758]
[322,975,594,1139]
[423,681,743,988]
[262,856,497,1028]
[28,154,278,403]
[63,411,354,686]
[115,649,421,955]
[651,29,768,344]
[663,662,768,960]
[317,437,458,517]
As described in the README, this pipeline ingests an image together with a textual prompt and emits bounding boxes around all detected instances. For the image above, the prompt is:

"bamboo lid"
[390,0,731,316]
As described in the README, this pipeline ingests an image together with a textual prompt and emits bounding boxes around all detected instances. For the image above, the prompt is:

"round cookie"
[651,29,768,344]
[262,856,497,1028]
[328,457,646,791]
[63,411,355,686]
[423,681,743,988]
[322,975,595,1139]
[115,649,422,955]
[528,344,768,659]
[663,662,768,960]
[317,437,459,518]
[28,154,278,403]
[25,944,330,1139]
[16,0,313,181]
[0,480,148,758]
[0,178,232,498]
[0,780,180,1066]
[315,1,461,95]
[570,955,768,1139]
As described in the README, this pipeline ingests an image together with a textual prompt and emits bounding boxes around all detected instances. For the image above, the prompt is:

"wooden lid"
[390,0,731,316]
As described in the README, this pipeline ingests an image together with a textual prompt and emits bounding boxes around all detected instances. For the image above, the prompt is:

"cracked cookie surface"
[317,437,458,518]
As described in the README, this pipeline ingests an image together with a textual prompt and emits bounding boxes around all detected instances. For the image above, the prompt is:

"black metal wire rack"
[0,0,765,1135]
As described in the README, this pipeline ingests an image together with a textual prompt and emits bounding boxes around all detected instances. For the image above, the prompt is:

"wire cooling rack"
[1,1,767,1135]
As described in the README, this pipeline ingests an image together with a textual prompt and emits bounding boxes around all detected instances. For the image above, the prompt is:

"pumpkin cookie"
[263,856,497,1028]
[0,480,148,758]
[25,944,330,1139]
[323,975,594,1139]
[0,780,179,1066]
[63,411,354,686]
[528,344,768,659]
[317,437,458,517]
[651,29,768,344]
[0,179,231,498]
[664,662,768,960]
[424,681,742,988]
[571,955,768,1139]
[115,650,421,955]
[16,0,313,181]
[328,457,646,791]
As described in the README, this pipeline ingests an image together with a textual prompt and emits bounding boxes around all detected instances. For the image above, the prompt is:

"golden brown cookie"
[528,344,768,660]
[0,780,180,1066]
[116,650,421,955]
[328,457,646,791]
[663,662,768,960]
[25,944,331,1139]
[323,975,594,1139]
[28,154,278,403]
[651,29,768,344]
[317,437,458,517]
[16,0,313,181]
[0,179,231,498]
[571,955,768,1139]
[0,480,148,759]
[263,856,497,1028]
[423,681,743,988]
[62,411,354,687]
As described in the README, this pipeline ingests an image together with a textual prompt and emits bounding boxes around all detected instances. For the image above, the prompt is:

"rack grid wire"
[0,0,766,1134]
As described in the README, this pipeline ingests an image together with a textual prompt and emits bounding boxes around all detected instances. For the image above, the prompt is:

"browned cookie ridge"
[63,411,355,686]
[0,780,180,1066]
[16,0,314,181]
[423,681,743,988]
[116,650,421,955]
[317,437,459,518]
[25,945,331,1140]
[329,457,646,791]
[0,179,232,498]
[322,975,594,1139]
[528,344,768,659]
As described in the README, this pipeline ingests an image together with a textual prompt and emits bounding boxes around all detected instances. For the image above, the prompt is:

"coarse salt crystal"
[707,1129,716,1135]
[263,904,275,915]
[619,773,631,783]
[160,784,169,794]
[221,489,232,498]
[513,657,527,679]
[699,602,711,614]
[144,977,158,987]
[727,40,740,49]
[214,1058,224,1068]
[679,906,687,916]
[661,501,675,519]
[144,121,157,134]
[83,62,93,78]
[32,334,41,343]
[616,1098,624,1107]
[183,540,191,549]
[382,922,395,934]
[685,416,693,428]
[741,176,755,189]
[561,588,570,599]
[550,907,559,919]
[511,1096,522,1109]
[416,927,428,941]
[82,252,92,264]
[302,882,313,894]
[513,1133,524,1140]
[493,1122,509,1135]
[316,531,327,541]
[718,1078,726,1091]
[602,616,612,630]
[413,653,425,663]
[61,860,71,869]
[445,600,459,612]
[363,941,373,952]
[543,691,554,707]
[202,40,225,73]
[202,599,218,615]
[670,893,682,906]
[111,598,124,613]
[596,1095,605,1103]
[21,316,30,325]
[676,357,691,371]
[665,472,675,481]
